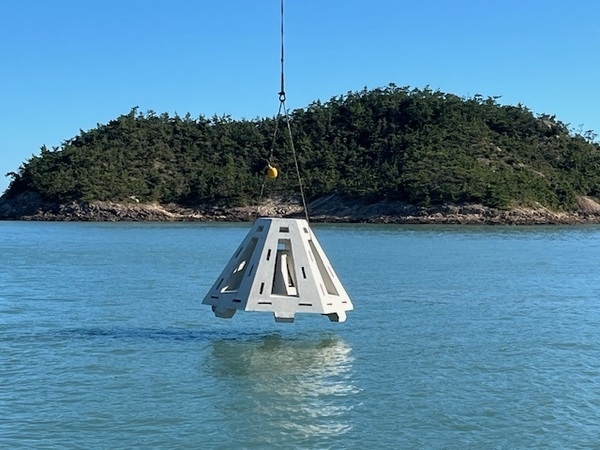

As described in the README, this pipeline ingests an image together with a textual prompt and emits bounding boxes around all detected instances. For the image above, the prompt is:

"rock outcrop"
[2,193,600,224]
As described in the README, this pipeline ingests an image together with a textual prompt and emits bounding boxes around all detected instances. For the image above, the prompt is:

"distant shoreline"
[2,193,600,225]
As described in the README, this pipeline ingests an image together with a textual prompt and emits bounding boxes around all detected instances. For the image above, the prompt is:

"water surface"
[2,222,600,448]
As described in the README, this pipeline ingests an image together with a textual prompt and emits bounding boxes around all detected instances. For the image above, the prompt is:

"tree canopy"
[4,85,600,210]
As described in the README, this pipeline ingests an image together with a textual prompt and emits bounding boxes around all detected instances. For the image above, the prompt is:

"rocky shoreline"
[2,192,600,225]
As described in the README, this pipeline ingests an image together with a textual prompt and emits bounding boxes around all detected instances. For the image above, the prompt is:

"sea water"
[1,221,600,449]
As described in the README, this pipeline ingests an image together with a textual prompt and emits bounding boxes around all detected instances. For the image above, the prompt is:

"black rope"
[282,100,310,222]
[279,0,286,102]
[257,0,309,222]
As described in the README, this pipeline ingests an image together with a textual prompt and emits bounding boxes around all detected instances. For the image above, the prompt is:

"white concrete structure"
[202,217,353,322]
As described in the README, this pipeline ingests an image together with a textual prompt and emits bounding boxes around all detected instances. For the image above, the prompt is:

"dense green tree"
[4,85,600,210]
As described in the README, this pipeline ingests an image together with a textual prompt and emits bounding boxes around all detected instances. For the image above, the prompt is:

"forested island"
[2,84,600,224]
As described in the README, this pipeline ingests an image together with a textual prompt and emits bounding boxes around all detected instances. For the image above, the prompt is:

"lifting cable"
[258,0,309,222]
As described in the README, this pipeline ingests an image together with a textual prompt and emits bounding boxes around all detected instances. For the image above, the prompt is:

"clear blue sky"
[2,0,599,194]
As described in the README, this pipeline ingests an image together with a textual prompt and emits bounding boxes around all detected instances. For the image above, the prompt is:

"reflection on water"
[206,334,358,446]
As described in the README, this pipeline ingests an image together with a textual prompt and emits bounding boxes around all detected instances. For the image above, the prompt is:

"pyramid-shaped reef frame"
[202,217,353,322]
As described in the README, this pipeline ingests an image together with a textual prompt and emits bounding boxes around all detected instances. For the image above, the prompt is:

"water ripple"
[3,222,600,448]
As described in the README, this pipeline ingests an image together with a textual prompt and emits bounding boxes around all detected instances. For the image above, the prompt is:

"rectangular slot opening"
[257,225,264,232]
[301,267,306,279]
[267,249,271,261]
[259,282,265,294]
[299,303,312,307]
[271,239,299,297]
[279,227,289,233]
[221,237,259,293]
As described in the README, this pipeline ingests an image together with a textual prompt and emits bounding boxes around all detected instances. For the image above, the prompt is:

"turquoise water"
[2,221,600,449]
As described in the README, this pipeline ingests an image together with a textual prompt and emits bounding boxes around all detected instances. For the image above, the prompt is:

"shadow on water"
[44,327,305,343]
[204,333,360,446]
[52,327,241,342]
[9,326,348,349]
